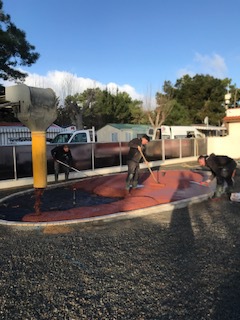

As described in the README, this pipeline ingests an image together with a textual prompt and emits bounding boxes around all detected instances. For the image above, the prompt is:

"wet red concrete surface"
[22,170,210,223]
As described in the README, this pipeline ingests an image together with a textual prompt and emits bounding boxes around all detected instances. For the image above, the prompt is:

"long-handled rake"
[56,160,81,173]
[139,149,165,186]
[56,160,103,179]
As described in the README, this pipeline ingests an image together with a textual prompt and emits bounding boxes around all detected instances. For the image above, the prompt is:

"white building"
[0,122,62,145]
[207,107,240,159]
[97,124,151,142]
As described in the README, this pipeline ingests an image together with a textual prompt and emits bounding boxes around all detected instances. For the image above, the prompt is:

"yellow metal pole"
[31,131,47,188]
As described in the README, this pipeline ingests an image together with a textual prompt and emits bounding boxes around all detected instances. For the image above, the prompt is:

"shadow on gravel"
[163,166,240,319]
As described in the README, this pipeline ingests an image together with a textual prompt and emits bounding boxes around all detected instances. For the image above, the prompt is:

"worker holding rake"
[51,144,73,182]
[125,134,150,191]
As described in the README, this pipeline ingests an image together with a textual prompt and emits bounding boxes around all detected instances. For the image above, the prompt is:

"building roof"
[105,123,150,131]
[223,116,240,123]
[192,124,226,131]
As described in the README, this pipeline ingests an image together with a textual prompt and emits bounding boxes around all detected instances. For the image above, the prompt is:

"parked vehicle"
[147,125,226,140]
[148,125,205,140]
[146,125,207,161]
[50,127,129,168]
[51,127,95,144]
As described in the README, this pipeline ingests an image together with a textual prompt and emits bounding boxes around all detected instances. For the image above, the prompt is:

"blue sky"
[3,0,240,103]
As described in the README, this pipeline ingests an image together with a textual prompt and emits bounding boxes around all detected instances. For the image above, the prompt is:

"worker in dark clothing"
[198,153,237,198]
[126,134,150,190]
[51,144,73,182]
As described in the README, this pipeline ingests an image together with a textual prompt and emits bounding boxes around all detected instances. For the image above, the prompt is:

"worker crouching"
[198,153,237,199]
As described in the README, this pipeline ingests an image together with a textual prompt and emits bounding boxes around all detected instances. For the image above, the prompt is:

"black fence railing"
[0,138,207,181]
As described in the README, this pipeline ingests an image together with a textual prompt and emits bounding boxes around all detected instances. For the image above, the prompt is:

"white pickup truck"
[50,127,129,168]
[51,128,95,144]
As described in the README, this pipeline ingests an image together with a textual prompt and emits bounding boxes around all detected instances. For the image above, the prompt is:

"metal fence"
[0,138,207,181]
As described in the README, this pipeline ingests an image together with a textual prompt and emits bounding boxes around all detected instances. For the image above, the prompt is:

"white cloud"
[4,70,144,105]
[194,53,227,78]
[176,68,195,79]
[177,52,228,80]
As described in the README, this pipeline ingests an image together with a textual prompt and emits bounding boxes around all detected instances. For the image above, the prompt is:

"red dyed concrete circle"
[22,170,209,222]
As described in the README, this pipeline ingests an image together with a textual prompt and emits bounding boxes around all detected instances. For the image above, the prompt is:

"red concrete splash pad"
[22,170,211,223]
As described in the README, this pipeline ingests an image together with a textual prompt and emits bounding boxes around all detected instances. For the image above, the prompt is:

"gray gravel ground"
[0,164,240,319]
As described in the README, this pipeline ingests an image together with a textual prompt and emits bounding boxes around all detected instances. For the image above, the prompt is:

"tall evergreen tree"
[0,0,39,82]
[56,88,144,130]
[174,74,229,125]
